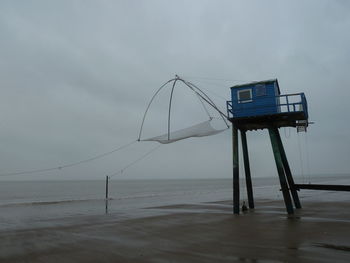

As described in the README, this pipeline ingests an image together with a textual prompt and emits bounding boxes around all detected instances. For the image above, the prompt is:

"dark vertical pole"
[241,130,254,209]
[268,128,294,215]
[105,175,109,200]
[232,125,240,214]
[105,199,109,214]
[105,176,109,214]
[275,129,302,209]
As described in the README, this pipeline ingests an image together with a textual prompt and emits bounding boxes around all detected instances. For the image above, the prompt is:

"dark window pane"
[256,84,266,96]
[238,90,251,101]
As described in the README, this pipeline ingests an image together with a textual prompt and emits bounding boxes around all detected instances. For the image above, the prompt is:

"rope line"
[183,79,231,101]
[197,84,228,101]
[109,144,161,178]
[182,75,250,83]
[283,127,291,138]
[195,92,212,120]
[297,133,305,184]
[181,79,230,127]
[304,132,311,183]
[0,140,137,177]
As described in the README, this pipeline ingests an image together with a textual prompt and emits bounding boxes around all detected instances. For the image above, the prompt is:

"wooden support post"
[268,128,294,215]
[105,175,109,214]
[105,199,109,214]
[295,184,350,191]
[232,126,240,214]
[240,130,254,209]
[105,175,109,200]
[275,129,302,209]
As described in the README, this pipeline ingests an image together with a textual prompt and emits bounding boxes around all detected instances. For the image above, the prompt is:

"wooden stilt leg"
[241,130,254,209]
[268,128,294,215]
[275,129,302,209]
[232,126,240,214]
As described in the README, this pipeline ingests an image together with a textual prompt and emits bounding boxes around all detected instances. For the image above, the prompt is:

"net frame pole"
[138,78,175,141]
[167,78,178,140]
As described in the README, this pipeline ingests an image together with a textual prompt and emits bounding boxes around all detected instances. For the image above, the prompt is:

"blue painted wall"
[230,80,280,118]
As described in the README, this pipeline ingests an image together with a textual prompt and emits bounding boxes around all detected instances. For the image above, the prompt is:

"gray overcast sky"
[0,0,349,181]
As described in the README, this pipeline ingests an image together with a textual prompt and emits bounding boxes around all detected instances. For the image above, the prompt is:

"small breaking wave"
[0,198,107,208]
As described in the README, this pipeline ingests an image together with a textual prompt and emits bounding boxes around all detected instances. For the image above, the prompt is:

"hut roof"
[230,79,280,94]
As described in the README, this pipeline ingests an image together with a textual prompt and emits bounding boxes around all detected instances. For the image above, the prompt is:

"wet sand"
[0,199,349,263]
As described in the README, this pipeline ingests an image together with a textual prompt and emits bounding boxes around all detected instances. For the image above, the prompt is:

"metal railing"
[227,93,308,119]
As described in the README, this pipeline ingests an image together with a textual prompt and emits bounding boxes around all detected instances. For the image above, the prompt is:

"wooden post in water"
[232,126,240,214]
[105,175,109,214]
[268,128,294,215]
[275,129,301,209]
[241,130,254,209]
[105,175,109,200]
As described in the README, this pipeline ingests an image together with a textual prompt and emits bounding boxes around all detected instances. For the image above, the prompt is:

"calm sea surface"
[0,175,349,231]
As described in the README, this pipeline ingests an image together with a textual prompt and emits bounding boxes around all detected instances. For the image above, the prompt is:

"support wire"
[0,140,137,177]
[297,133,305,184]
[109,144,161,178]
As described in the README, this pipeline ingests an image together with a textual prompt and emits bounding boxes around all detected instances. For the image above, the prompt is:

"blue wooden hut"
[226,78,310,215]
[229,79,280,117]
[227,79,308,130]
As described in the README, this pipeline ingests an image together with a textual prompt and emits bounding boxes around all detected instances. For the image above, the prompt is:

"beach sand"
[0,199,349,263]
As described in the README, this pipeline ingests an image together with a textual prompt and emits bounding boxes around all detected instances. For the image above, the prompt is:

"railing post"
[226,101,230,118]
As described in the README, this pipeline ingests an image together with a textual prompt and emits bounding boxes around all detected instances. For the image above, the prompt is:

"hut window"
[238,89,252,103]
[256,84,266,96]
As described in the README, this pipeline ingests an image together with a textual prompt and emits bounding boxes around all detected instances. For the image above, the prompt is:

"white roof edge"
[230,79,278,89]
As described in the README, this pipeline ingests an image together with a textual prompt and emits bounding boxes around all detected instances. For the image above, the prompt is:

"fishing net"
[138,76,229,144]
[142,120,227,144]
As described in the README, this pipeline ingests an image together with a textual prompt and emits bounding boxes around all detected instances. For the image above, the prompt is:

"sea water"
[0,175,349,231]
